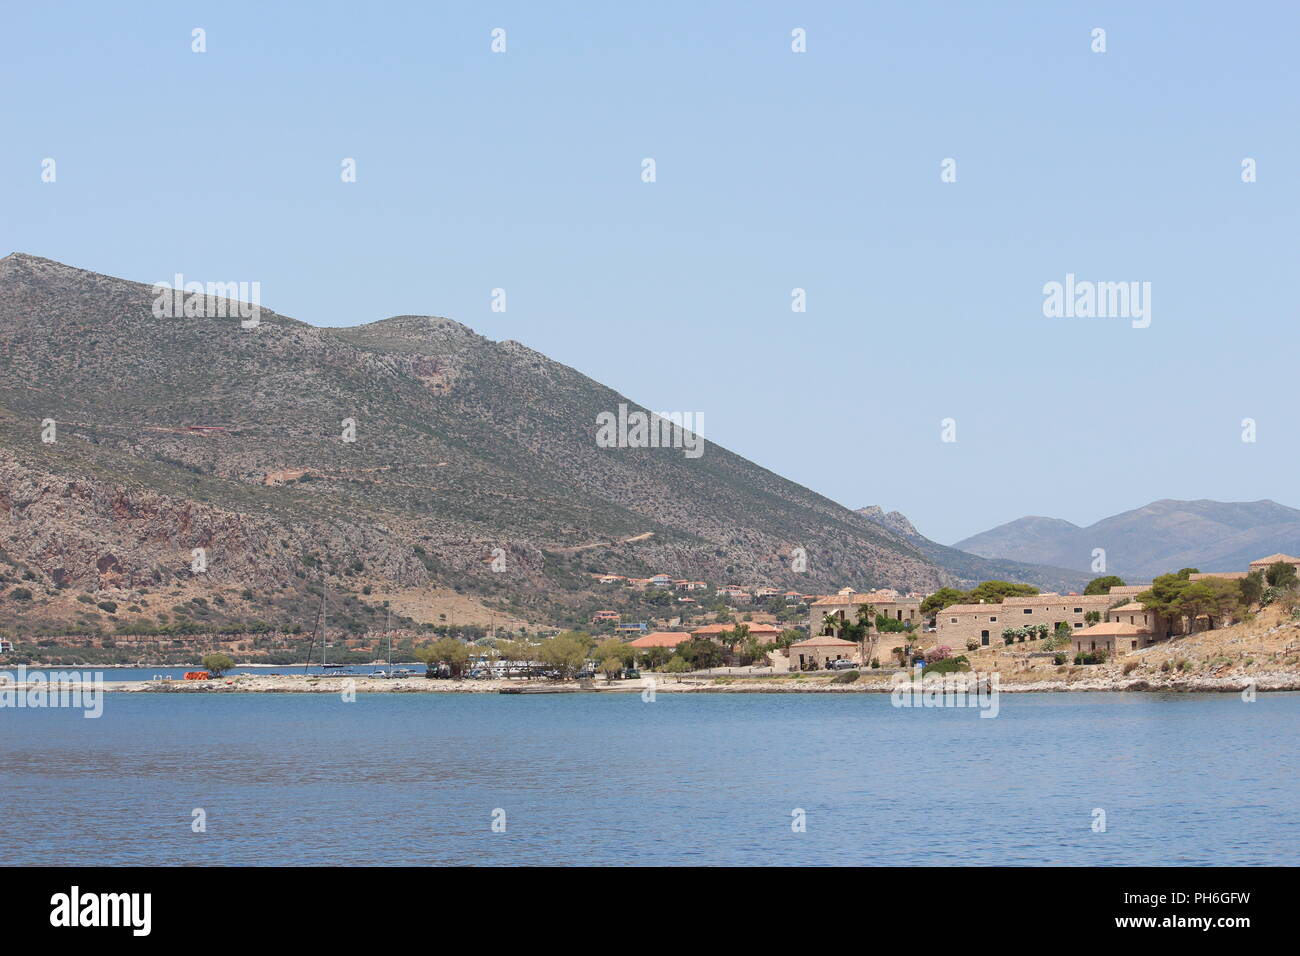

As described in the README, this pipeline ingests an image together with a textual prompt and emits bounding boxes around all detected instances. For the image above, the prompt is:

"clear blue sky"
[3,1,1297,543]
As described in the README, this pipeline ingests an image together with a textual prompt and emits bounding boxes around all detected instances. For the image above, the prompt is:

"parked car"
[830,659,858,670]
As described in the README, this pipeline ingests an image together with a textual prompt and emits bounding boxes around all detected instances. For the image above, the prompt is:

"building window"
[950,618,957,624]
[1074,622,1082,628]
[1023,608,1032,614]
[990,616,997,623]
[1074,607,1082,613]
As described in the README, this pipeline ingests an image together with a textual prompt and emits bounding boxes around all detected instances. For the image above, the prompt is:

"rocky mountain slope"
[0,253,995,634]
[953,499,1300,579]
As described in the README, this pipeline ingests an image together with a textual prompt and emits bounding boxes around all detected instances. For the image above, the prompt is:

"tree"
[1139,573,1194,636]
[496,639,532,677]
[661,655,691,673]
[1084,610,1101,625]
[676,637,723,669]
[920,587,966,616]
[416,637,470,677]
[777,629,802,649]
[874,614,907,633]
[538,634,587,678]
[965,581,1039,604]
[720,623,750,654]
[1239,570,1265,607]
[201,652,234,676]
[1172,582,1216,635]
[820,612,843,637]
[1084,575,1126,595]
[595,638,634,667]
[1201,577,1243,629]
[599,655,623,682]
[638,646,672,670]
[558,630,594,654]
[1265,561,1298,589]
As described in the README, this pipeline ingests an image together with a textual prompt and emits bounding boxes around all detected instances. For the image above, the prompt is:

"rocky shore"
[23,669,1298,695]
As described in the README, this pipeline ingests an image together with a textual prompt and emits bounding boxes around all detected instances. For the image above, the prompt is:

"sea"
[1,690,1296,865]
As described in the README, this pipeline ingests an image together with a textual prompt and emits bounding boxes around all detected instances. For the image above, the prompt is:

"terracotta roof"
[1249,553,1300,566]
[1077,622,1150,636]
[811,590,910,607]
[627,632,691,648]
[940,604,997,614]
[1002,594,1110,606]
[692,622,781,635]
[1189,571,1248,581]
[790,636,859,648]
[1108,602,1147,612]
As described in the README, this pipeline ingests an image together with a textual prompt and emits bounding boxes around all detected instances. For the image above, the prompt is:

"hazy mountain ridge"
[953,499,1300,579]
[855,507,1092,593]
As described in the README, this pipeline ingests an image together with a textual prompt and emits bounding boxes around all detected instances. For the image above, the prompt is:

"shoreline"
[7,671,1298,695]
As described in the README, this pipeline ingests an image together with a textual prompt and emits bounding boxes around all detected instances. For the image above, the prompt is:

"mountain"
[855,508,1092,594]
[953,499,1300,580]
[0,253,993,635]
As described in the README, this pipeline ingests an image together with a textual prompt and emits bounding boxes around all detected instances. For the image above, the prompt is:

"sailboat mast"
[320,584,328,669]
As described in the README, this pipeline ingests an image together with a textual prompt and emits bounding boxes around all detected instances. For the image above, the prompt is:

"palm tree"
[821,612,842,637]
[855,603,876,665]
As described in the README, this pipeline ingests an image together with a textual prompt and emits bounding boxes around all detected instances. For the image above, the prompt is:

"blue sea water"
[1,691,1296,866]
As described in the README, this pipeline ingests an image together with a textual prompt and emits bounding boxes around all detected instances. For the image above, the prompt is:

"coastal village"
[569,551,1300,675]
[6,551,1300,694]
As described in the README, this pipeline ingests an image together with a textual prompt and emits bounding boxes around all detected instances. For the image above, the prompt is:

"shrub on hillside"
[923,655,970,675]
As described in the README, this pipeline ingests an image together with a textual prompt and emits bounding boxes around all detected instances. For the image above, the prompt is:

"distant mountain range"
[953,499,1300,580]
[0,253,1089,634]
[855,507,1091,593]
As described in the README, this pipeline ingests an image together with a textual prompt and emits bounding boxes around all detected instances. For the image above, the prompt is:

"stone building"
[1071,621,1152,656]
[787,636,859,670]
[935,593,1115,648]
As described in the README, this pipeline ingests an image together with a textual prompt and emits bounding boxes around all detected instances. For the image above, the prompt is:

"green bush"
[923,655,970,675]
[830,670,860,684]
[9,588,33,601]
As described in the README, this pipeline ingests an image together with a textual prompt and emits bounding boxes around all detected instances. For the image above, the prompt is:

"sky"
[3,1,1297,544]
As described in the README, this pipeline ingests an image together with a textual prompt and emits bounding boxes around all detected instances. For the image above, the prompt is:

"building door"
[981,630,989,645]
